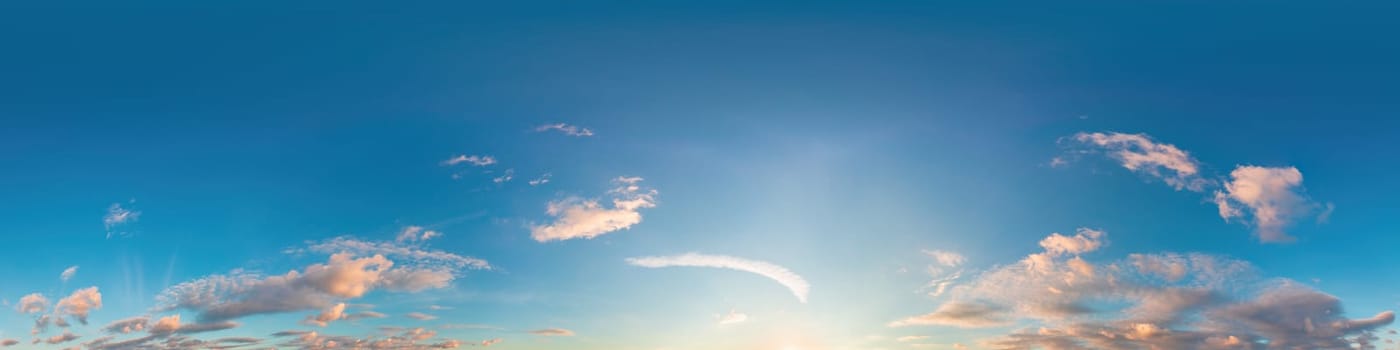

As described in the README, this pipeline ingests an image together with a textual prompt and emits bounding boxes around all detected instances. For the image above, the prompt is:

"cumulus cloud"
[157,246,469,323]
[626,253,810,303]
[891,229,1393,350]
[60,266,79,282]
[528,328,575,336]
[1214,166,1319,243]
[1069,132,1210,191]
[17,293,48,314]
[534,123,594,137]
[304,303,348,327]
[530,176,657,242]
[56,287,102,325]
[405,312,438,321]
[717,309,748,326]
[395,226,442,243]
[45,332,79,344]
[440,155,495,167]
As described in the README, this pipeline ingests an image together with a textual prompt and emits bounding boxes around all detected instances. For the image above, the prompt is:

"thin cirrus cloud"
[528,328,575,336]
[103,202,140,238]
[890,228,1394,349]
[530,176,657,242]
[716,309,748,326]
[533,123,594,137]
[626,253,811,303]
[60,266,78,282]
[394,226,442,243]
[440,154,496,167]
[1065,131,1325,243]
[405,312,438,321]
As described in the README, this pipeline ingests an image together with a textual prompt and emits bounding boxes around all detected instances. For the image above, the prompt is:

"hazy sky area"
[2,1,1399,350]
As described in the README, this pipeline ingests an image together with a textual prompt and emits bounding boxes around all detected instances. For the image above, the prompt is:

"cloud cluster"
[395,226,442,243]
[274,328,463,350]
[891,229,1394,349]
[104,202,140,238]
[922,250,966,297]
[301,237,490,271]
[530,177,658,242]
[626,253,810,303]
[156,251,464,323]
[533,123,594,137]
[1067,132,1326,243]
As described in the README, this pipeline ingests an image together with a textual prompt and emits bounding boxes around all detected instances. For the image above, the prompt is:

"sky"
[1,1,1399,350]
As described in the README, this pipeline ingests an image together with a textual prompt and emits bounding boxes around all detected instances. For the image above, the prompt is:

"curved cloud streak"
[626,253,810,303]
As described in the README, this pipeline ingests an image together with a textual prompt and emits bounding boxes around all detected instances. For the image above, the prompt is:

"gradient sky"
[3,1,1399,350]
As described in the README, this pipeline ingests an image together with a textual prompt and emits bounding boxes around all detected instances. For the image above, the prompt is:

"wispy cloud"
[528,328,575,336]
[528,173,552,186]
[103,202,140,238]
[440,154,496,167]
[1067,132,1209,191]
[394,226,442,243]
[530,176,657,242]
[626,253,810,303]
[492,168,515,184]
[405,312,437,321]
[59,266,79,282]
[716,309,748,326]
[533,123,594,137]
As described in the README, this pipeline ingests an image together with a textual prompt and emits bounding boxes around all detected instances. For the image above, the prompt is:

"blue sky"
[2,1,1399,350]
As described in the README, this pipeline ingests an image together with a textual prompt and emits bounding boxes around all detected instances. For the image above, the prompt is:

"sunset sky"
[2,2,1399,350]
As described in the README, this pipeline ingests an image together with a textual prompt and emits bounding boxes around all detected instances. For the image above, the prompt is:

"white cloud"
[480,338,502,347]
[492,168,514,184]
[395,226,443,243]
[1069,132,1209,191]
[896,336,930,342]
[405,312,438,321]
[716,309,748,326]
[103,202,140,238]
[534,123,594,137]
[1214,165,1318,243]
[528,173,552,186]
[441,154,496,167]
[1037,228,1106,256]
[626,253,810,303]
[530,176,657,242]
[923,250,966,268]
[60,266,79,282]
[302,236,489,270]
[528,328,575,336]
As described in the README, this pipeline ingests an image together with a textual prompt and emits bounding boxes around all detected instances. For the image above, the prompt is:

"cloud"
[717,310,748,325]
[274,328,461,350]
[492,168,514,184]
[1214,165,1319,243]
[157,243,471,323]
[302,236,490,270]
[528,173,551,186]
[923,250,966,268]
[0,339,15,347]
[56,287,102,325]
[897,336,931,342]
[530,176,658,242]
[60,266,79,282]
[103,316,150,334]
[626,253,811,303]
[440,155,496,167]
[528,328,575,336]
[534,123,594,137]
[480,338,502,347]
[405,312,438,321]
[303,303,347,327]
[104,202,140,238]
[891,229,1392,350]
[17,293,48,314]
[1069,132,1210,191]
[45,332,79,344]
[395,226,443,243]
